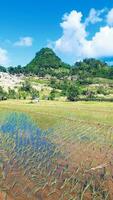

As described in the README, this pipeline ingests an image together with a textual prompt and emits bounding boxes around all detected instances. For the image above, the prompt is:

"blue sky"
[0,0,113,66]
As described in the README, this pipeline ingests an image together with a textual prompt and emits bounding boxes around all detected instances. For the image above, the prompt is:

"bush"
[0,86,7,100]
[48,89,56,100]
[8,88,17,99]
[97,86,109,95]
[67,85,80,101]
[30,89,39,100]
[21,80,31,92]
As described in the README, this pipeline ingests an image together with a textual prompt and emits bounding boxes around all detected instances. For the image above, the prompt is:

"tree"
[67,85,80,101]
[0,86,7,100]
[30,89,39,100]
[72,58,110,80]
[8,88,17,99]
[19,91,27,99]
[8,66,15,74]
[0,66,6,72]
[21,80,31,92]
[14,65,23,74]
[48,89,56,100]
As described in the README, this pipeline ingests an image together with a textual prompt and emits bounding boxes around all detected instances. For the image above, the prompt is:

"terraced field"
[0,100,113,199]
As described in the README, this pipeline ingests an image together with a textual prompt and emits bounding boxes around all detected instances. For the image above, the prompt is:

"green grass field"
[0,100,113,129]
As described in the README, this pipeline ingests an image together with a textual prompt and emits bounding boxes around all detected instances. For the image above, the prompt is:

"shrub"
[48,89,56,100]
[67,85,80,101]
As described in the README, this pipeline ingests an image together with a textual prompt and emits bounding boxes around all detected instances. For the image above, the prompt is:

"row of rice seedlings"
[0,112,113,199]
[0,114,70,197]
[48,119,113,198]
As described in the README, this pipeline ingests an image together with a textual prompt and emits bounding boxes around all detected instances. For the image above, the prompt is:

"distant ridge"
[1,48,113,80]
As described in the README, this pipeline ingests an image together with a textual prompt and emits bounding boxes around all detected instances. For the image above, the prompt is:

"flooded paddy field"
[0,101,113,199]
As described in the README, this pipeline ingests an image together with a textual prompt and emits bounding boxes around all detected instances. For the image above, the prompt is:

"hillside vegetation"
[1,48,113,101]
[25,48,70,77]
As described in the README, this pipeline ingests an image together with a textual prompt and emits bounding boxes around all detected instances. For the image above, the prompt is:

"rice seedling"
[0,109,113,199]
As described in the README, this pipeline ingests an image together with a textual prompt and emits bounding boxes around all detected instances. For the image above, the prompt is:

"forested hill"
[71,58,113,80]
[1,48,113,80]
[24,48,70,77]
[1,48,113,101]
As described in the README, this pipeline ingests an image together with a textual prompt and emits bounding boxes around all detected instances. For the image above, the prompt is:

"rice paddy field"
[0,100,113,199]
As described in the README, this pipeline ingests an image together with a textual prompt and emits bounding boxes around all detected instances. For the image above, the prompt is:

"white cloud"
[54,9,113,61]
[86,26,113,57]
[106,8,113,26]
[85,8,105,25]
[14,37,33,47]
[55,10,87,57]
[0,48,9,65]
